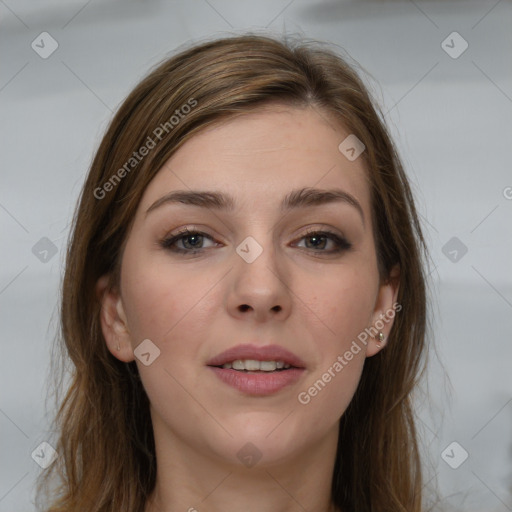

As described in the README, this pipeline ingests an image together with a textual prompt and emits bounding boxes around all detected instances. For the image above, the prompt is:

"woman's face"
[99,105,398,468]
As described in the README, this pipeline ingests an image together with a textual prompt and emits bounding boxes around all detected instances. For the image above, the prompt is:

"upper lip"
[206,344,306,368]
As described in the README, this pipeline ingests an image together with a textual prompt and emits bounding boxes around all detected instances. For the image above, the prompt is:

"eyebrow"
[145,187,365,225]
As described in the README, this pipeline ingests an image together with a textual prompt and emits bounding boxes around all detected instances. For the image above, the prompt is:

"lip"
[206,343,306,396]
[206,343,306,368]
[208,366,305,396]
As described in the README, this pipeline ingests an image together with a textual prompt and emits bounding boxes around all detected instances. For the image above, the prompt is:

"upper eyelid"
[164,227,345,240]
[166,221,346,237]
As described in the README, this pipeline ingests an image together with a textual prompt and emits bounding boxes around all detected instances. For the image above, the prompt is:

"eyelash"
[159,227,352,256]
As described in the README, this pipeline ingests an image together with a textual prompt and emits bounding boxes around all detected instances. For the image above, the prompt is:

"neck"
[144,410,341,512]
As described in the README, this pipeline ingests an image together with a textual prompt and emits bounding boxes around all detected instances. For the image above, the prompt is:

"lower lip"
[208,367,305,396]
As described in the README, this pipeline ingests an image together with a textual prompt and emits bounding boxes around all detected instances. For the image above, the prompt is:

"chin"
[206,418,313,468]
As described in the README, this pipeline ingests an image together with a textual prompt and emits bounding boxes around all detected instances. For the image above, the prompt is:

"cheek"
[292,262,377,419]
[120,251,217,345]
[298,263,378,348]
[298,352,364,418]
[119,253,221,411]
[293,273,372,429]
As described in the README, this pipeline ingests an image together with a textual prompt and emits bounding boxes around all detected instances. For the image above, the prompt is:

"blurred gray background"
[1,1,511,510]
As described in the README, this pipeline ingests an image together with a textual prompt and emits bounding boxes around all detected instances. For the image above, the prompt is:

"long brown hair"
[36,34,430,512]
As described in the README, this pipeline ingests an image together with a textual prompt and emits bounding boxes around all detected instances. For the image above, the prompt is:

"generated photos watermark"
[297,302,402,405]
[93,98,198,200]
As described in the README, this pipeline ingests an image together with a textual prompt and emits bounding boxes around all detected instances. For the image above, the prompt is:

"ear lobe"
[96,274,134,362]
[365,264,401,358]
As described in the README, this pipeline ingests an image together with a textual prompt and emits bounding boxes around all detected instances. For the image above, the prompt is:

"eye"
[293,229,352,254]
[159,227,352,256]
[160,228,218,254]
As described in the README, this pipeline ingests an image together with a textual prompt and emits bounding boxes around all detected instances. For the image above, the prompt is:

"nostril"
[237,304,282,313]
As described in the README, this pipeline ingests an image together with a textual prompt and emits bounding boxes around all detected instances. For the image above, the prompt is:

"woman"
[36,34,430,512]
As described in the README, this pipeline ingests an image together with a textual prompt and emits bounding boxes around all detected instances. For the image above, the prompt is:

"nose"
[226,236,292,323]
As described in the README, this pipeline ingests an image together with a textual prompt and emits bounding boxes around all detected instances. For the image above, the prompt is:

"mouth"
[212,359,296,372]
[206,343,306,369]
[206,344,306,396]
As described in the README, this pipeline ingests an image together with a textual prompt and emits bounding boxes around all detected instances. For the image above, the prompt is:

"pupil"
[184,234,202,248]
[306,235,326,249]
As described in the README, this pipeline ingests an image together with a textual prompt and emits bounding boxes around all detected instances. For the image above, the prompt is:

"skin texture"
[97,106,399,512]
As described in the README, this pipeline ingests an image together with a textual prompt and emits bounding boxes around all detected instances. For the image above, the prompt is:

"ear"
[96,274,135,363]
[365,264,400,357]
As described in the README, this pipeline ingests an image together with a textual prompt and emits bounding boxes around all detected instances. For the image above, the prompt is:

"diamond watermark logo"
[32,237,58,263]
[442,236,468,263]
[441,32,468,59]
[338,134,365,161]
[31,32,59,59]
[31,441,58,469]
[236,442,262,468]
[236,236,263,263]
[134,339,161,366]
[441,441,469,469]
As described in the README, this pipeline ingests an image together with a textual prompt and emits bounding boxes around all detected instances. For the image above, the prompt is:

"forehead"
[139,106,371,216]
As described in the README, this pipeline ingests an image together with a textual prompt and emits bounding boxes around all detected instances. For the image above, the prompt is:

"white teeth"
[220,360,290,371]
[245,359,261,371]
[260,360,277,371]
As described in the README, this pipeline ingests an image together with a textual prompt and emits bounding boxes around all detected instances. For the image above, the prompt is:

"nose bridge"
[235,231,281,289]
